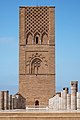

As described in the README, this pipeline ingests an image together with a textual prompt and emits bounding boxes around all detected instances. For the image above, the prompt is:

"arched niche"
[31,58,42,74]
[26,32,33,44]
[34,32,41,44]
[41,33,48,44]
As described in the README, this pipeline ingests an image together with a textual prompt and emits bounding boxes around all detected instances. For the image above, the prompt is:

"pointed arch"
[31,58,42,74]
[26,32,33,44]
[41,33,48,44]
[34,32,41,44]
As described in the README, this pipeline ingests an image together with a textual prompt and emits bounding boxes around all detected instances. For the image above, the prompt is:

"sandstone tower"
[19,6,55,107]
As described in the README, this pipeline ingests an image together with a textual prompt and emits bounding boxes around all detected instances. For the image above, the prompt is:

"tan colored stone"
[19,6,55,107]
[0,111,80,120]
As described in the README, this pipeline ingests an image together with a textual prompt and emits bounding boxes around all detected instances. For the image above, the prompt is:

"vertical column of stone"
[77,92,80,110]
[13,97,15,109]
[71,81,78,110]
[61,88,68,110]
[67,94,71,110]
[59,97,62,110]
[4,91,9,110]
[10,95,13,109]
[13,97,18,109]
[0,91,4,110]
[61,91,63,110]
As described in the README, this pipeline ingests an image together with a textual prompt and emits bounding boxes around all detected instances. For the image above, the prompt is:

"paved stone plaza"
[0,110,80,120]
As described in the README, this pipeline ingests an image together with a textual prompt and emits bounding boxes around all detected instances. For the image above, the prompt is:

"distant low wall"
[0,110,80,120]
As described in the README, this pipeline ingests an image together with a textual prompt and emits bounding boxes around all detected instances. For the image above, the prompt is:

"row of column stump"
[0,91,17,110]
[0,92,26,110]
[0,81,80,110]
[49,81,80,110]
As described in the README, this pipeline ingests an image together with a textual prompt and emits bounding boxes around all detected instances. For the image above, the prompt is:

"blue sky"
[0,0,80,94]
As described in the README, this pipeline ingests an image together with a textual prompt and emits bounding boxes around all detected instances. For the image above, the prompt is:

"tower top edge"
[19,6,55,8]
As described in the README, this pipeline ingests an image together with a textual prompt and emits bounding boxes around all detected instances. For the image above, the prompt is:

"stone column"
[4,91,9,110]
[70,81,78,110]
[9,95,13,109]
[77,92,80,110]
[61,88,68,110]
[13,97,18,109]
[67,94,71,110]
[0,91,4,110]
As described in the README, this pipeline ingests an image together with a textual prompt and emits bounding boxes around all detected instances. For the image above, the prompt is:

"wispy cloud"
[0,37,17,45]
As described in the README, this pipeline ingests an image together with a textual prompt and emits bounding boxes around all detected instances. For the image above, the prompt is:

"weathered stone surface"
[0,111,80,120]
[49,94,59,110]
[19,6,55,107]
[71,81,78,110]
[49,81,80,111]
[0,91,9,110]
[77,92,80,110]
[67,94,71,110]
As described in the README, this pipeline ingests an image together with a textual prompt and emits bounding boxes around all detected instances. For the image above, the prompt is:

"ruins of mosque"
[0,81,80,111]
[0,6,80,112]
[49,81,80,110]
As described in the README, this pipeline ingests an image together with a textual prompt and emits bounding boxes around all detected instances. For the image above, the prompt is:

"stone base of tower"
[19,74,55,108]
[0,110,80,120]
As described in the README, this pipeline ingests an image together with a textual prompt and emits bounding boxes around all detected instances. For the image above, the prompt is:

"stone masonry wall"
[19,6,55,107]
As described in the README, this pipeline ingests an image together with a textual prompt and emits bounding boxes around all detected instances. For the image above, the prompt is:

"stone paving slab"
[0,109,80,120]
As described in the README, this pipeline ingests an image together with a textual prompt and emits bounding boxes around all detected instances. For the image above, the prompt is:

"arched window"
[34,32,40,44]
[26,33,33,44]
[36,37,38,44]
[41,33,48,44]
[31,58,42,74]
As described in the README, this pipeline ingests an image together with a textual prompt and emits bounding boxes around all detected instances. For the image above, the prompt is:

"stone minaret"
[19,6,55,107]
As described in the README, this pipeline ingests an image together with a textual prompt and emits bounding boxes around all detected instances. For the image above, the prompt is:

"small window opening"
[36,37,38,44]
[35,100,39,108]
[26,39,28,44]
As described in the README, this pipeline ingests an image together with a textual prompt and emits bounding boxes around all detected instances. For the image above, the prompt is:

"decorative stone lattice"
[25,7,49,35]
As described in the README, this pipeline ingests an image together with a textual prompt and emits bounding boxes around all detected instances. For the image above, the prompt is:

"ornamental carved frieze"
[26,53,48,74]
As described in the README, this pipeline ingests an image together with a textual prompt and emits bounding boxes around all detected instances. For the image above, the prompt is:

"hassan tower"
[19,6,55,107]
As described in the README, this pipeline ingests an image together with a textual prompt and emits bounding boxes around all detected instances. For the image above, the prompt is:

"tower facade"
[19,6,55,107]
